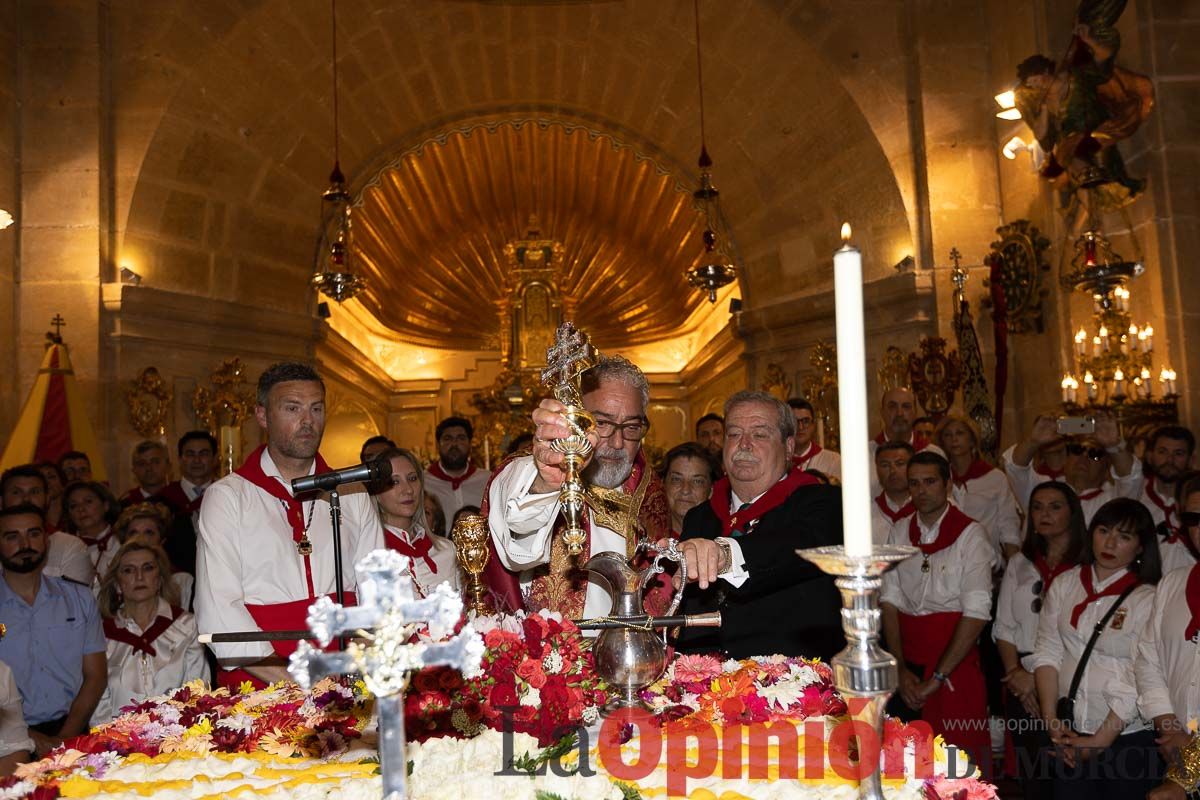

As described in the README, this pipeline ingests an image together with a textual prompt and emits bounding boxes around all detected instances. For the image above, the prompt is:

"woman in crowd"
[660,442,718,535]
[935,414,1023,561]
[114,503,194,608]
[994,481,1086,799]
[424,493,447,538]
[1031,497,1162,799]
[92,538,207,723]
[36,462,66,531]
[1137,473,1200,800]
[372,447,460,597]
[63,481,121,582]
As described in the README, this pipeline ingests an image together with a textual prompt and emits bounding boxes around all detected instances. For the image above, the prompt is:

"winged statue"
[1012,0,1154,211]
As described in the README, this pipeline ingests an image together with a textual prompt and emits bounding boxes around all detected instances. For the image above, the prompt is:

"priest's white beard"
[585,445,633,489]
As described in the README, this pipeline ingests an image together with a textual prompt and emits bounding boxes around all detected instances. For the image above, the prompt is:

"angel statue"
[1013,0,1154,213]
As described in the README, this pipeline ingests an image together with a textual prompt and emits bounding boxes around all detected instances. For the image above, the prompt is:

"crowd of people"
[0,356,1195,799]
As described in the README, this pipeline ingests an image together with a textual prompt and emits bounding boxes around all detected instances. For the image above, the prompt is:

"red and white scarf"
[874,492,914,524]
[1070,567,1139,628]
[708,468,819,538]
[103,606,183,658]
[907,505,973,558]
[426,462,478,491]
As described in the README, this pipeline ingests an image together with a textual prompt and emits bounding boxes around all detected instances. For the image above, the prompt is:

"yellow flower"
[185,718,213,738]
[259,730,298,758]
[239,681,256,695]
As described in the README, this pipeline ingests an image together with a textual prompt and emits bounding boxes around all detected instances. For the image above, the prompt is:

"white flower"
[581,705,599,725]
[787,663,822,687]
[0,781,32,799]
[542,649,564,673]
[519,687,541,707]
[722,658,742,672]
[759,680,807,710]
[215,714,254,734]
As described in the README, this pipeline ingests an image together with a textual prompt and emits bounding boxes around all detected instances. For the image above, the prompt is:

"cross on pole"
[949,248,968,302]
[288,550,483,800]
[540,322,597,405]
[50,314,66,342]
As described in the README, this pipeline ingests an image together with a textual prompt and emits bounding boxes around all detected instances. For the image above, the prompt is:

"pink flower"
[925,778,998,800]
[672,654,724,683]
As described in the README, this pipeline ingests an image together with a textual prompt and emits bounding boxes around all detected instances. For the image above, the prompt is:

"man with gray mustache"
[673,391,844,661]
[485,355,672,621]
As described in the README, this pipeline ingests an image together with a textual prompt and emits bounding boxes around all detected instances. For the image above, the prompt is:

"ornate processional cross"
[540,322,597,409]
[288,550,483,800]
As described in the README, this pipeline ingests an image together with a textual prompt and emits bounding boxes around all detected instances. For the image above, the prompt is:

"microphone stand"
[328,487,346,650]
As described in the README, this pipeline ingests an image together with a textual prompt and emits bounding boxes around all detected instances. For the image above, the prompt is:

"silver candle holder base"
[798,544,917,800]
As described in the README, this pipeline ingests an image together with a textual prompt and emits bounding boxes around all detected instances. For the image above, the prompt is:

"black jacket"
[675,482,845,662]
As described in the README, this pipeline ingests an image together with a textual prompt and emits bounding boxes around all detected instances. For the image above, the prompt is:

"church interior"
[1,0,1194,479]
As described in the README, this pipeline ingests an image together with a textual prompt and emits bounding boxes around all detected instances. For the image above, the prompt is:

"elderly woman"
[661,442,718,535]
[114,503,194,608]
[371,447,460,598]
[63,481,121,583]
[91,538,207,724]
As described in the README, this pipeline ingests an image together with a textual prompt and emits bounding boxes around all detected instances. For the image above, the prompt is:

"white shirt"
[1030,565,1155,735]
[0,531,94,587]
[1135,565,1200,726]
[794,443,842,483]
[383,524,462,598]
[91,599,208,724]
[880,505,993,620]
[82,526,116,592]
[871,494,910,546]
[951,466,1021,564]
[180,478,210,503]
[195,449,385,666]
[423,465,490,525]
[1138,477,1197,575]
[993,553,1052,670]
[0,660,32,758]
[1002,444,1143,524]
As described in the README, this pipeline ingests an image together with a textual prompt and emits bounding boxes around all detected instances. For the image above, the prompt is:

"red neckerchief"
[1033,554,1074,595]
[1075,486,1105,502]
[907,504,973,558]
[1036,465,1065,481]
[952,459,994,486]
[708,468,819,537]
[80,527,114,553]
[1145,477,1179,539]
[1184,564,1200,643]
[874,431,931,451]
[426,462,478,491]
[384,527,437,573]
[233,444,331,598]
[792,442,823,470]
[1070,567,1139,628]
[102,605,183,658]
[874,492,914,524]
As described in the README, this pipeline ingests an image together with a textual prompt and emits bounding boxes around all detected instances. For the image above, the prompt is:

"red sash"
[243,591,358,659]
[1184,564,1200,643]
[1033,555,1073,594]
[874,431,931,451]
[426,462,478,491]
[907,505,974,558]
[1070,567,1139,628]
[708,468,819,538]
[874,493,914,524]
[896,610,990,770]
[233,445,331,598]
[384,527,437,572]
[103,606,183,657]
[1145,478,1180,540]
[792,443,823,470]
[80,527,115,554]
[952,459,993,487]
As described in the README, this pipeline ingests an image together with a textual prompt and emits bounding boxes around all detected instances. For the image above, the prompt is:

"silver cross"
[288,549,484,800]
[541,322,597,406]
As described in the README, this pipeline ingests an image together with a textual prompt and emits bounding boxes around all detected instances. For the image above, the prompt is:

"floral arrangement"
[638,653,846,728]
[406,611,608,746]
[0,677,371,799]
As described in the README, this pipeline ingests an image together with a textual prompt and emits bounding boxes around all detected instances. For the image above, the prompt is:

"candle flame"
[1084,371,1095,383]
[1075,328,1087,343]
[840,222,852,242]
[1114,368,1125,381]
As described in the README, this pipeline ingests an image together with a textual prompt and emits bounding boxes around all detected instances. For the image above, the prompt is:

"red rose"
[490,680,518,710]
[413,669,441,693]
[516,658,548,689]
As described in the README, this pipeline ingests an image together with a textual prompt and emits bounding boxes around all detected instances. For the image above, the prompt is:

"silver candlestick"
[798,544,917,800]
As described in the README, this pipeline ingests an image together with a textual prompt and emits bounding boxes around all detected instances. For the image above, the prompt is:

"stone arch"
[117,0,914,323]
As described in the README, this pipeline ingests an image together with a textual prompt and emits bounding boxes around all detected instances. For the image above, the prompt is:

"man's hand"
[1147,782,1187,800]
[29,730,61,758]
[898,668,925,709]
[665,538,727,590]
[1030,415,1060,446]
[1155,729,1193,762]
[529,398,597,494]
[1093,413,1122,449]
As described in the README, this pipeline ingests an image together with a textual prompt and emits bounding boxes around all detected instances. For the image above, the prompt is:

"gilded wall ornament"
[193,358,257,476]
[907,338,962,420]
[124,367,173,439]
[981,219,1051,334]
[801,341,840,450]
[760,363,792,403]
[877,346,911,394]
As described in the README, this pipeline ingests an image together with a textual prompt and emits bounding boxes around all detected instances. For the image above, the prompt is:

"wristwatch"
[932,670,949,683]
[714,538,733,575]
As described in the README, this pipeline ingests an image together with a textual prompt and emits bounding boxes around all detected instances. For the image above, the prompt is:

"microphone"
[290,458,392,494]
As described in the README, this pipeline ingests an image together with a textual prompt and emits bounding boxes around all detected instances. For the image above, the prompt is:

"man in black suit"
[671,390,844,661]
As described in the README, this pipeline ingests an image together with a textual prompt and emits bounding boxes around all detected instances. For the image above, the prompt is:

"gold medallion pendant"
[296,537,313,557]
[921,555,931,573]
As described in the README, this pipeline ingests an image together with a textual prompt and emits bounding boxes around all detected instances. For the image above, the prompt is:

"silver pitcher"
[583,542,687,709]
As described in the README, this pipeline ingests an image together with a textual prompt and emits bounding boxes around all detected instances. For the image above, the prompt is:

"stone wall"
[0,1,17,434]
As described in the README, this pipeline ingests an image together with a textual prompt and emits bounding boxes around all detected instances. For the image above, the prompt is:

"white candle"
[1092,336,1101,357]
[833,223,872,557]
[483,436,491,471]
[1074,328,1087,357]
[1084,371,1097,401]
[1113,368,1125,398]
[1061,375,1072,405]
[1099,325,1110,352]
[1143,325,1154,353]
